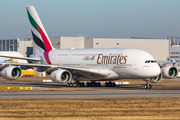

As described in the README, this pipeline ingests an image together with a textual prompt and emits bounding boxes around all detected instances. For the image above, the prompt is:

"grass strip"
[0,98,180,119]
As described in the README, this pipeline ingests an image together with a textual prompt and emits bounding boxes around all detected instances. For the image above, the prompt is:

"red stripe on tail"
[36,23,52,52]
[44,52,51,64]
[36,23,52,64]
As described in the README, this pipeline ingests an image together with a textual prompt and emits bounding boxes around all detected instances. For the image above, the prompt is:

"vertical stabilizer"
[26,6,55,54]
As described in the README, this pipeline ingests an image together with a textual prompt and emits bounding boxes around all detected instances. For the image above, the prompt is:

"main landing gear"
[67,81,101,87]
[66,82,85,87]
[66,81,116,87]
[86,81,101,87]
[144,81,151,89]
[105,81,116,87]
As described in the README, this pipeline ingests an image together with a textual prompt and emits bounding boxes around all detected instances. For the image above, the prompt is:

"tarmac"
[0,77,180,99]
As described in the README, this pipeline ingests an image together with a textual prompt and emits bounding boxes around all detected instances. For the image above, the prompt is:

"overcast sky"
[0,0,180,40]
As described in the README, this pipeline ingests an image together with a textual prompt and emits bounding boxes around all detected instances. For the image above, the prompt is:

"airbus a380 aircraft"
[0,6,178,89]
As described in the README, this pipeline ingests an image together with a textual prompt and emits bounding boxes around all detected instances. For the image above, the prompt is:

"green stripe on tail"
[26,9,39,33]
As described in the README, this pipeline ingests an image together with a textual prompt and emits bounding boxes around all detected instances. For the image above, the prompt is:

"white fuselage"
[37,48,161,81]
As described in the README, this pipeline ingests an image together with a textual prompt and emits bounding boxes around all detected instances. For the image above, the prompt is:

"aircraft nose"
[152,64,161,76]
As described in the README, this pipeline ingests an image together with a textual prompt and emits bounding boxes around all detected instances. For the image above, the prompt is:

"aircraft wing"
[0,63,111,78]
[158,61,178,67]
[0,55,41,61]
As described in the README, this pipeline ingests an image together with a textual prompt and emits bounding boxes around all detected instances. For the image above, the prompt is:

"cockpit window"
[145,60,156,63]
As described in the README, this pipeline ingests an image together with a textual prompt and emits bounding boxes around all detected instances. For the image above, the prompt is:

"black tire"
[86,82,90,87]
[82,82,85,87]
[98,82,101,87]
[67,83,70,87]
[80,83,83,87]
[105,82,108,87]
[112,82,116,87]
[73,83,77,87]
[144,84,148,89]
[95,83,98,87]
[77,82,81,87]
[108,82,112,87]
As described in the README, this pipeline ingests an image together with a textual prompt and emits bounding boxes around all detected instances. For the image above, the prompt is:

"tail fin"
[26,6,55,53]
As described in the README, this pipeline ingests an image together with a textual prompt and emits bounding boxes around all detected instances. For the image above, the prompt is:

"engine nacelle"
[1,66,22,80]
[161,65,178,79]
[50,69,72,83]
[149,73,162,83]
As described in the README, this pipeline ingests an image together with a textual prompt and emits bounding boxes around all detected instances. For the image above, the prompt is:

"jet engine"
[149,73,162,83]
[161,65,178,79]
[50,69,72,83]
[1,66,22,80]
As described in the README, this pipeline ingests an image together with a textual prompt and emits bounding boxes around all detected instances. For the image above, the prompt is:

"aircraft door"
[52,53,56,60]
[134,61,138,70]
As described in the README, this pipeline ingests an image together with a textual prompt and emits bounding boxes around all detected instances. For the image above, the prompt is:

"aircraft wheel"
[93,83,96,87]
[144,84,148,89]
[82,82,85,87]
[98,82,101,87]
[112,82,116,87]
[90,82,93,87]
[80,83,83,87]
[67,83,70,87]
[105,82,108,87]
[86,82,90,87]
[73,83,77,87]
[77,82,81,87]
[94,83,97,87]
[69,83,73,87]
[108,82,112,87]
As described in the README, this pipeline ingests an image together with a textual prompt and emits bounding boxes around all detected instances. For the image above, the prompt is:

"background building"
[50,36,85,49]
[0,39,18,52]
[1,37,170,61]
[169,36,180,64]
[171,45,180,62]
[0,38,33,57]
[85,38,170,62]
[0,37,170,61]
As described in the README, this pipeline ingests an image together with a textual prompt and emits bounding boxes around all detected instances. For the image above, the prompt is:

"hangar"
[50,36,85,49]
[0,37,170,62]
[0,38,33,57]
[85,38,170,62]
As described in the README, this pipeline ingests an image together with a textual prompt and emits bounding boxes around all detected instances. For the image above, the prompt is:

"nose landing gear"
[144,81,151,89]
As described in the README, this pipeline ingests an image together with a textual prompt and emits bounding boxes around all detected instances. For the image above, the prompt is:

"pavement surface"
[0,78,180,99]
